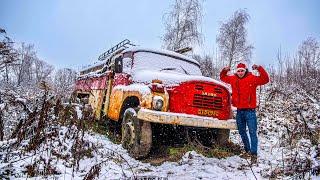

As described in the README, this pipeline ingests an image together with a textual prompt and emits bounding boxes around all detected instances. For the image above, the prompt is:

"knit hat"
[236,63,247,71]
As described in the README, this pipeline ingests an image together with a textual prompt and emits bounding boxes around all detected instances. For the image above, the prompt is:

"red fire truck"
[74,40,237,158]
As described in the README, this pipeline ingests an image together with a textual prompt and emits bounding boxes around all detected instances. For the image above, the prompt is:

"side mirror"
[114,57,123,73]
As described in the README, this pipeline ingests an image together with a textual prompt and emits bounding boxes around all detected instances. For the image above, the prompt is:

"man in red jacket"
[220,62,269,163]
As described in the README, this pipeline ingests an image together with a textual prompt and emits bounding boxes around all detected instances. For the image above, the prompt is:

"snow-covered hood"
[132,70,230,90]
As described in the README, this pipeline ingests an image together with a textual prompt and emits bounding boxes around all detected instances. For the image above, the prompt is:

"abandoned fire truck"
[74,40,237,158]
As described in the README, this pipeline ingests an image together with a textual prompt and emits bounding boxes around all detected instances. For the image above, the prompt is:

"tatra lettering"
[201,92,216,97]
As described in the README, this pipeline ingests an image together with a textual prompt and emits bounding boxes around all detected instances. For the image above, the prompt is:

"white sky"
[1,0,319,69]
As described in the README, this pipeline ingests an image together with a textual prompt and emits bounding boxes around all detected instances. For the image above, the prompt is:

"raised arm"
[253,65,269,85]
[220,66,232,84]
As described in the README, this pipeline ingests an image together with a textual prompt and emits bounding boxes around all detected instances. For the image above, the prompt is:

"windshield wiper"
[160,67,176,71]
[180,66,190,75]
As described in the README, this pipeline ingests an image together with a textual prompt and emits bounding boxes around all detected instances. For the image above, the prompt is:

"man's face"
[236,69,246,78]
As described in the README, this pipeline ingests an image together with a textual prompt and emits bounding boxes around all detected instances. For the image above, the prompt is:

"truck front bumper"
[137,108,237,130]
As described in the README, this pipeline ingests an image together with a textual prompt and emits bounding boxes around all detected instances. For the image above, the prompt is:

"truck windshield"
[129,51,202,76]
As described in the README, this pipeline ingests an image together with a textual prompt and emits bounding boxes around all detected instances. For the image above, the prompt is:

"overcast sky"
[1,0,319,69]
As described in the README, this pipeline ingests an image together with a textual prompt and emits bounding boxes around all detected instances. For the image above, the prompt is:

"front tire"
[121,108,152,159]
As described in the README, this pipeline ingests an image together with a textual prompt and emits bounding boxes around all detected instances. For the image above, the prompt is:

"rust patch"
[88,90,105,119]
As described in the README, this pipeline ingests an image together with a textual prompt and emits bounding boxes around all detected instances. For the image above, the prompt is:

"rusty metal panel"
[88,89,104,119]
[137,108,237,130]
[106,86,170,121]
[107,90,124,120]
[107,89,150,121]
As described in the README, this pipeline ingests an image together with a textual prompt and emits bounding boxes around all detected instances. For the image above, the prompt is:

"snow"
[0,130,260,179]
[80,61,106,73]
[78,69,109,79]
[132,70,230,90]
[113,84,151,96]
[15,97,27,104]
[0,83,319,179]
[131,51,201,76]
[124,47,200,66]
[0,103,5,110]
[75,105,83,119]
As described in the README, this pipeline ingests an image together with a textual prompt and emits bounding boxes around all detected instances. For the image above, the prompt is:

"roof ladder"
[98,39,135,61]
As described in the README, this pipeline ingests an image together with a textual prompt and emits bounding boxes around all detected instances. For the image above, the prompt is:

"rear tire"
[187,128,215,146]
[216,129,230,145]
[121,108,152,159]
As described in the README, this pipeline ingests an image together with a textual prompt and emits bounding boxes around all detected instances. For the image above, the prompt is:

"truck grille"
[193,94,223,110]
[195,84,204,90]
[214,87,223,94]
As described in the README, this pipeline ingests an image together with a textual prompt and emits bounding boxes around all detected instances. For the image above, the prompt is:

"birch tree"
[162,0,203,51]
[216,9,253,67]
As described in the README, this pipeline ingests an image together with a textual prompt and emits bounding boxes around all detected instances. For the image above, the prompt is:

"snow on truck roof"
[123,47,200,67]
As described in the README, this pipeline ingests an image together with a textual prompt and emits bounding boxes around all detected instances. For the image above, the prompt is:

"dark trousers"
[236,109,258,155]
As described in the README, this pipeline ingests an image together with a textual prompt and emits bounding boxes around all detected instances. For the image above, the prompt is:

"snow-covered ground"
[0,85,319,179]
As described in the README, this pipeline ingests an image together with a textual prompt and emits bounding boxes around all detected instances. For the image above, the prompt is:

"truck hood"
[132,70,230,90]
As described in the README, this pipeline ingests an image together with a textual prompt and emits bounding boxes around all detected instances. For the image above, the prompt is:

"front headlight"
[153,96,164,111]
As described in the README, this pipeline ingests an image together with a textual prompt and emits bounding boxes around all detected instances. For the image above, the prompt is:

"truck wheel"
[187,128,215,146]
[121,108,152,159]
[216,129,230,145]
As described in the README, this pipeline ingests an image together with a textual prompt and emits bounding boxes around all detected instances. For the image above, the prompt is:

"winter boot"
[250,154,258,164]
[239,151,251,159]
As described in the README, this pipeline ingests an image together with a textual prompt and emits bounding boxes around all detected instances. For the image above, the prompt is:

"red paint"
[75,72,132,91]
[113,73,131,87]
[167,81,231,120]
[75,75,108,91]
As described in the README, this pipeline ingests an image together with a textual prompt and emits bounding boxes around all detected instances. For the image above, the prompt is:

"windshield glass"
[127,51,202,76]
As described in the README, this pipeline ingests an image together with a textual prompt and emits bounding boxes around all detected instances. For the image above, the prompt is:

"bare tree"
[1,28,55,89]
[193,54,215,77]
[34,58,54,84]
[284,54,293,85]
[216,9,253,67]
[297,37,320,80]
[14,43,37,86]
[266,64,276,85]
[276,46,284,84]
[54,68,78,98]
[162,0,203,51]
[0,28,18,83]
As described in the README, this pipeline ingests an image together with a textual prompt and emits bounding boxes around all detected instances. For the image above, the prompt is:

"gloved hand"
[223,66,231,71]
[252,64,260,70]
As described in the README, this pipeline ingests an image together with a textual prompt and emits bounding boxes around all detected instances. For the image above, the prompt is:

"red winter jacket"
[220,66,269,109]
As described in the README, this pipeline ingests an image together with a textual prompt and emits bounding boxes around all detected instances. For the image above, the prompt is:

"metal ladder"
[98,39,135,61]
